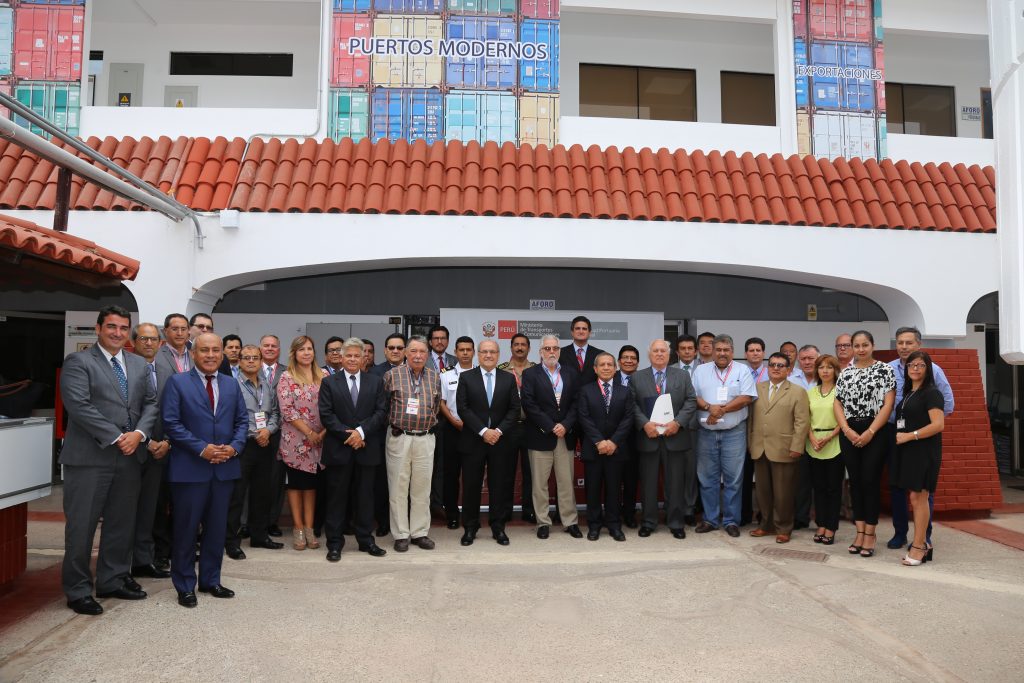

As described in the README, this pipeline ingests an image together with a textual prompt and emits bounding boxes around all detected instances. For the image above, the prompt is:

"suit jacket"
[576,378,633,462]
[369,360,401,379]
[154,343,190,378]
[161,368,247,483]
[748,380,810,462]
[319,370,388,467]
[455,367,520,455]
[135,353,174,442]
[430,351,457,375]
[262,362,286,391]
[559,343,605,387]
[59,344,159,466]
[520,364,578,451]
[631,365,698,452]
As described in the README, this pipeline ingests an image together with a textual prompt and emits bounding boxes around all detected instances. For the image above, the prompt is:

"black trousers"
[840,419,889,525]
[809,454,845,532]
[619,443,638,521]
[794,451,813,526]
[324,461,376,550]
[226,438,274,547]
[741,450,755,525]
[441,423,463,522]
[431,426,445,509]
[461,446,513,532]
[509,424,534,515]
[267,431,285,531]
[133,457,165,566]
[585,457,624,531]
[152,476,173,562]
[373,439,390,530]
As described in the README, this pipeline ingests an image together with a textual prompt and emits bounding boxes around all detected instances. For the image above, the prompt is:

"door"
[164,85,197,108]
[108,62,143,107]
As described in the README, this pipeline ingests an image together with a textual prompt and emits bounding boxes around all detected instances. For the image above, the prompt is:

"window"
[580,64,696,122]
[885,83,955,137]
[721,72,776,126]
[169,52,293,77]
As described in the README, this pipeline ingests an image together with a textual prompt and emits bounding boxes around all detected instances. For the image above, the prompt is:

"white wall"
[559,116,781,155]
[884,0,989,36]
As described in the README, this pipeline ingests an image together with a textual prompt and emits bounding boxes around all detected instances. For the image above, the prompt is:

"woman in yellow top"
[806,355,843,545]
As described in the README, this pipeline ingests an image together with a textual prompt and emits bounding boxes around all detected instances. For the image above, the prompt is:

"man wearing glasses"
[427,326,456,517]
[323,337,345,375]
[834,333,854,368]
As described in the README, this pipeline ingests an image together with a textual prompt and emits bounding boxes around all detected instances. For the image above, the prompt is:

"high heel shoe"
[304,528,320,549]
[293,528,306,551]
[848,531,865,554]
[902,544,927,566]
[925,545,934,563]
[821,531,836,545]
[859,532,876,557]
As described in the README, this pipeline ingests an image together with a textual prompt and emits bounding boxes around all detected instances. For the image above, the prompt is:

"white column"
[774,0,797,155]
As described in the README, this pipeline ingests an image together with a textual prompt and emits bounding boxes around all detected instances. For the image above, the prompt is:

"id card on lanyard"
[243,381,268,429]
[714,363,733,403]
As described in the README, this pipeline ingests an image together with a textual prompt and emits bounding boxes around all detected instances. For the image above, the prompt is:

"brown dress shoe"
[749,528,772,537]
[775,534,791,544]
[394,539,410,552]
[411,536,435,550]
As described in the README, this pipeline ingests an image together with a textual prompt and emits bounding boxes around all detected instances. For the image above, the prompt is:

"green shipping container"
[447,0,516,16]
[14,81,80,137]
[328,88,369,142]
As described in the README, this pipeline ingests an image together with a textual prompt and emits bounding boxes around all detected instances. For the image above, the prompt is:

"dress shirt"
[167,345,190,372]
[262,363,279,384]
[619,371,633,387]
[238,374,280,437]
[346,372,366,439]
[230,364,240,379]
[788,370,818,390]
[741,361,768,384]
[691,360,758,431]
[571,343,589,368]
[323,364,343,376]
[888,359,955,421]
[650,365,669,393]
[433,352,448,373]
[677,360,697,375]
[96,345,147,441]
[383,365,441,432]
[440,365,472,422]
[478,369,500,435]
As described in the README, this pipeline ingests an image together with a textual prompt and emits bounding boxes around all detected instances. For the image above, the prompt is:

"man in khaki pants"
[521,335,582,539]
[747,352,810,544]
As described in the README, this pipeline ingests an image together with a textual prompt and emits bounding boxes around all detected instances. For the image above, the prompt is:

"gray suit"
[154,343,190,378]
[631,365,697,531]
[60,344,158,600]
[132,356,174,567]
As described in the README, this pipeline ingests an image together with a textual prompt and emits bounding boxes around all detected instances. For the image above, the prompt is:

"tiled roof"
[0,213,140,280]
[0,136,997,233]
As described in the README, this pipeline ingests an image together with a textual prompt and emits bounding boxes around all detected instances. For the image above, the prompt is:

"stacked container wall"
[873,0,883,42]
[810,41,874,112]
[519,19,558,92]
[0,7,12,76]
[793,5,807,39]
[796,111,811,156]
[373,0,443,12]
[446,0,517,16]
[371,15,443,88]
[14,80,80,137]
[794,38,808,108]
[333,0,372,11]
[812,111,875,160]
[14,4,84,81]
[519,92,558,147]
[808,0,873,43]
[331,14,372,87]
[445,16,516,90]
[445,90,516,144]
[371,87,443,143]
[876,115,887,158]
[521,0,559,20]
[0,77,11,119]
[328,88,370,142]
[874,44,885,112]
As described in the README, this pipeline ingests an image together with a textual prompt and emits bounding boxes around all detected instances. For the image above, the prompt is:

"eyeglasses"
[835,343,852,349]
[540,346,559,351]
[194,324,213,331]
[907,363,927,370]
[136,336,159,343]
[326,348,343,355]
[768,362,789,369]
[240,355,261,361]
[386,345,405,351]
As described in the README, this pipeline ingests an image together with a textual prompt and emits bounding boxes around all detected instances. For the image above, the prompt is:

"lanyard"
[750,365,767,383]
[410,370,423,395]
[597,379,611,399]
[896,389,917,421]
[714,362,733,385]
[242,380,264,409]
[172,348,188,372]
[543,364,562,395]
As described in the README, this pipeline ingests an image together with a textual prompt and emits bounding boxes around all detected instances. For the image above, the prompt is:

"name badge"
[254,411,268,430]
[406,398,420,415]
[716,386,729,402]
[896,418,906,429]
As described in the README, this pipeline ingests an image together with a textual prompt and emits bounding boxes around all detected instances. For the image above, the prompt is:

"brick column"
[0,503,28,586]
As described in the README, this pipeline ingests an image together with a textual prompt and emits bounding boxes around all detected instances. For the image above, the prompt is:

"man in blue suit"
[161,332,247,608]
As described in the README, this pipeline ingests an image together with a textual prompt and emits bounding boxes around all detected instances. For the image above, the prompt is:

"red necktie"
[205,375,216,411]
[576,348,584,370]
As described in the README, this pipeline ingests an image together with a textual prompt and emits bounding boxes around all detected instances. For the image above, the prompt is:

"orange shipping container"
[14,5,83,81]
[331,14,372,88]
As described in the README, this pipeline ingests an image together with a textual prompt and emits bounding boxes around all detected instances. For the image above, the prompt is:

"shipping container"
[371,15,443,88]
[0,7,12,76]
[519,19,558,92]
[810,41,875,112]
[794,38,808,108]
[333,0,372,10]
[445,16,516,90]
[371,87,443,143]
[331,14,372,87]
[14,80,80,137]
[446,0,517,16]
[812,111,876,160]
[373,0,443,12]
[874,44,885,112]
[793,2,807,38]
[18,0,85,5]
[874,0,883,42]
[521,0,559,20]
[14,4,83,81]
[808,0,873,44]
[876,115,887,159]
[445,90,516,144]
[328,88,370,142]
[796,111,811,156]
[519,91,558,147]
[0,77,11,119]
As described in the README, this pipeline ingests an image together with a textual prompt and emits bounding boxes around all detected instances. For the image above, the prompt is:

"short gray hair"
[894,326,922,343]
[798,344,819,354]
[342,337,365,353]
[712,334,734,350]
[407,335,429,349]
[540,334,559,347]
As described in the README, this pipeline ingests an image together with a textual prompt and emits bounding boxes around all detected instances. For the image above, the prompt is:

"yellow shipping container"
[797,112,811,157]
[519,93,559,148]
[371,15,443,88]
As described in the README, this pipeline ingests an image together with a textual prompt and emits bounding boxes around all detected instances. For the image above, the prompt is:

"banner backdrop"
[794,0,886,160]
[329,1,559,148]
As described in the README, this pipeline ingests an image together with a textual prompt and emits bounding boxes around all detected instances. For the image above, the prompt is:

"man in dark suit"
[521,335,581,539]
[319,337,389,561]
[456,339,521,546]
[368,331,407,536]
[631,339,697,539]
[128,323,173,580]
[559,315,605,386]
[427,325,457,516]
[161,333,247,608]
[60,305,159,615]
[260,334,288,538]
[615,345,641,528]
[577,352,635,541]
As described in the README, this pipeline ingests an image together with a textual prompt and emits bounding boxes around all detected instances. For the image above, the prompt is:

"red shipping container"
[874,44,885,112]
[521,0,558,20]
[808,0,872,43]
[14,5,83,81]
[793,2,807,38]
[331,14,372,87]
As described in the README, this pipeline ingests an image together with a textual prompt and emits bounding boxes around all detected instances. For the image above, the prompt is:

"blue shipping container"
[372,0,443,11]
[810,41,875,112]
[445,17,516,90]
[445,90,517,144]
[334,0,372,11]
[794,38,808,108]
[0,8,12,77]
[371,88,444,144]
[519,19,558,92]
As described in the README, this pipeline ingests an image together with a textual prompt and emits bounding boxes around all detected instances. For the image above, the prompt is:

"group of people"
[59,307,952,615]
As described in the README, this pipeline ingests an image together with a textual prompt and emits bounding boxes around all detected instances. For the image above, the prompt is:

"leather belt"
[391,426,434,437]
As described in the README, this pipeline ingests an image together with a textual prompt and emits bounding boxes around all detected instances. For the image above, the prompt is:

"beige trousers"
[529,439,578,527]
[385,432,435,540]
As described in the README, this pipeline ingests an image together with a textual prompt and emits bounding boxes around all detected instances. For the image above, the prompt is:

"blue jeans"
[696,424,747,528]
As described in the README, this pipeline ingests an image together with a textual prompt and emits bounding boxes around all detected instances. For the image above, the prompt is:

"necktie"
[655,370,664,395]
[485,371,493,406]
[350,374,359,404]
[438,355,446,373]
[111,356,128,403]
[205,374,216,411]
[576,348,584,370]
[769,384,777,403]
[148,362,157,390]
[623,374,630,386]
[602,381,611,412]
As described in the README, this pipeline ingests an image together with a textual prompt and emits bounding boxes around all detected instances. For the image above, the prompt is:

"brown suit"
[747,380,810,536]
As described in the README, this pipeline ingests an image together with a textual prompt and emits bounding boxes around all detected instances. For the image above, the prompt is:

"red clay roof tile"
[0,213,138,280]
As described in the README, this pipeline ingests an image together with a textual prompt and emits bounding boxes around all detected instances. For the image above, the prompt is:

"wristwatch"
[913,430,919,440]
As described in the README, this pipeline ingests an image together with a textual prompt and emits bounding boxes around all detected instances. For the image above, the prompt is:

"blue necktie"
[111,356,128,403]
[485,371,493,406]
[148,362,157,390]
[655,370,665,395]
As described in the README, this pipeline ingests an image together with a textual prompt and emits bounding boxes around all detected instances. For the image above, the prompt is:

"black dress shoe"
[725,524,741,538]
[67,596,103,615]
[267,524,283,537]
[198,584,235,599]
[624,518,638,529]
[522,512,537,524]
[638,526,653,538]
[536,525,550,539]
[131,563,171,579]
[97,585,147,601]
[359,543,387,557]
[587,528,600,541]
[611,529,626,542]
[154,558,171,573]
[177,591,198,608]
[446,519,460,529]
[238,525,250,539]
[123,576,144,592]
[565,524,583,539]
[493,530,510,545]
[460,529,476,546]
[250,538,284,550]
[671,528,686,540]
[326,548,342,562]
[375,525,390,538]
[225,546,246,561]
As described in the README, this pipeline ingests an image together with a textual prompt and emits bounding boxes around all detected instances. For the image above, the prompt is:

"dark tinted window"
[169,52,293,77]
